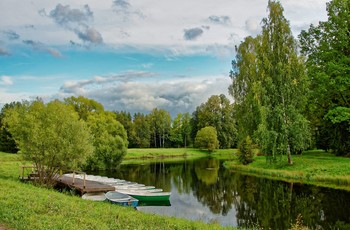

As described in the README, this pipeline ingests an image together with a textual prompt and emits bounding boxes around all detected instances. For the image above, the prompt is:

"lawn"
[224,150,350,190]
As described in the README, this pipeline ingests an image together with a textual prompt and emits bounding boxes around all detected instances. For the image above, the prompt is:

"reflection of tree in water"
[192,158,236,215]
[169,161,195,194]
[232,174,350,229]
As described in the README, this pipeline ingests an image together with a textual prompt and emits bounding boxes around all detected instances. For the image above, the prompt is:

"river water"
[98,157,350,229]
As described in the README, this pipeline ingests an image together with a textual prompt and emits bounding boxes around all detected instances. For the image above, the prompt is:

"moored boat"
[115,189,171,202]
[82,192,106,201]
[105,191,139,207]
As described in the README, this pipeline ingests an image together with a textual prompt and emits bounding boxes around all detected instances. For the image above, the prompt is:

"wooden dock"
[56,175,115,194]
[19,166,115,194]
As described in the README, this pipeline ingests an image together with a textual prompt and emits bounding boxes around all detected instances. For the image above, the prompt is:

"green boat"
[115,189,171,202]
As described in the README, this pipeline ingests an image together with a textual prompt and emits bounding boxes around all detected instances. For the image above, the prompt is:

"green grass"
[0,152,234,230]
[224,150,350,190]
[124,148,235,164]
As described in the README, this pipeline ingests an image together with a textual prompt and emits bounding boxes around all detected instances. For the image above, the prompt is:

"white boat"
[105,191,139,207]
[82,192,106,201]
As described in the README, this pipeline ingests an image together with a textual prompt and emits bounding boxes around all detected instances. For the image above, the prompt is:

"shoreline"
[223,150,350,191]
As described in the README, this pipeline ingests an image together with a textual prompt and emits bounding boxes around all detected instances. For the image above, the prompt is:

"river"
[95,157,350,229]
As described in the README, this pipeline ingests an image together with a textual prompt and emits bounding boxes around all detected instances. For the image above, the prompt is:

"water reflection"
[96,157,350,229]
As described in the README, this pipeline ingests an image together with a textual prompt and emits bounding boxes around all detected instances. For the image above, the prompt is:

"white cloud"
[59,73,231,116]
[0,0,328,56]
[0,76,13,86]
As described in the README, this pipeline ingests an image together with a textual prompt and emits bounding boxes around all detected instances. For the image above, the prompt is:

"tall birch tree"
[230,1,310,164]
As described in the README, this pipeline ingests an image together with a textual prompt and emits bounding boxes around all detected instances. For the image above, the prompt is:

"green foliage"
[64,96,104,120]
[192,94,237,149]
[0,102,22,153]
[170,112,192,148]
[230,1,310,164]
[133,113,151,148]
[2,100,93,186]
[115,111,138,147]
[229,36,261,140]
[85,112,128,170]
[195,126,219,152]
[237,136,254,165]
[299,0,350,155]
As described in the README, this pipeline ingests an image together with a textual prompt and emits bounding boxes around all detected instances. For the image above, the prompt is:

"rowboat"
[115,189,171,202]
[82,192,106,201]
[105,191,139,207]
[115,185,156,190]
[116,188,163,193]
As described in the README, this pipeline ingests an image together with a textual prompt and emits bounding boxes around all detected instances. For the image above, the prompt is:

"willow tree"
[230,1,310,164]
[299,0,350,155]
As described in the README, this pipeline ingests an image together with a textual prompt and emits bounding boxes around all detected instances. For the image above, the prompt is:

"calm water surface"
[98,157,350,229]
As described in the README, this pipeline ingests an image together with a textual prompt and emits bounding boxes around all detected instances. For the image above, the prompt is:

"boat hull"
[105,191,139,208]
[116,190,171,202]
[82,192,106,201]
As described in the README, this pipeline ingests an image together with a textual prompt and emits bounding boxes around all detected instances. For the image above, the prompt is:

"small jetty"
[19,166,115,194]
[56,174,115,194]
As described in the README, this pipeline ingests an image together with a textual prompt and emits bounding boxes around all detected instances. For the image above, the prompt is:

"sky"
[0,0,328,117]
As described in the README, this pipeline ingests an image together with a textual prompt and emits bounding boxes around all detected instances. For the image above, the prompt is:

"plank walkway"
[56,175,115,194]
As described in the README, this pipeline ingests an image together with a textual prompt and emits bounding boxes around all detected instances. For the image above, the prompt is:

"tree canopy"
[85,111,128,171]
[230,0,310,164]
[299,0,350,155]
[192,94,237,149]
[2,100,93,186]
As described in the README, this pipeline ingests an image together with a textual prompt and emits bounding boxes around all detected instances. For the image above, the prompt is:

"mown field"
[0,152,233,230]
[224,150,350,190]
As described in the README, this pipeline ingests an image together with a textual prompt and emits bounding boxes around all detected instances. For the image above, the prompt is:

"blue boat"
[105,191,139,208]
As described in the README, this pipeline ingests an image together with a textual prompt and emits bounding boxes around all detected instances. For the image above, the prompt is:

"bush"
[237,136,254,165]
[195,126,219,152]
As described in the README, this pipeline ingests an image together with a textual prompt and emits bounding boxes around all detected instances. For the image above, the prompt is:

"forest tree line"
[0,94,236,153]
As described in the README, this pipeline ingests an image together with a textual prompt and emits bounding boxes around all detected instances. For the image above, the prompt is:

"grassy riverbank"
[123,148,235,164]
[0,152,232,230]
[125,148,235,159]
[224,150,350,191]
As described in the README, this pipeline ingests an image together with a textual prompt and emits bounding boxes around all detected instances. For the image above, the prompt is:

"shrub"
[237,136,254,165]
[195,126,219,152]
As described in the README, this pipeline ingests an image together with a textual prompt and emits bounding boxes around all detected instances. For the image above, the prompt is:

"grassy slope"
[0,152,233,230]
[224,150,350,190]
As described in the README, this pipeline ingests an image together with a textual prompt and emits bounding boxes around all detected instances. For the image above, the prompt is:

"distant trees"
[132,113,151,148]
[195,126,219,152]
[230,1,310,164]
[192,94,237,149]
[170,112,192,148]
[149,108,172,148]
[2,100,93,187]
[299,0,350,155]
